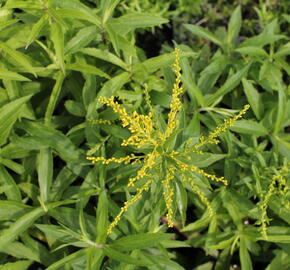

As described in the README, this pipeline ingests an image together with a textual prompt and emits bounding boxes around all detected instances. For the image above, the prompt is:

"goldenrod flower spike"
[128,153,158,187]
[87,48,250,235]
[107,178,153,235]
[258,164,290,239]
[183,177,214,217]
[88,119,113,125]
[162,167,175,227]
[172,156,228,185]
[163,48,183,140]
[195,104,250,150]
[86,154,142,165]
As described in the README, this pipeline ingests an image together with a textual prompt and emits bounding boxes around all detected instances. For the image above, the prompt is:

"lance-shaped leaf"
[0,42,34,74]
[0,95,32,146]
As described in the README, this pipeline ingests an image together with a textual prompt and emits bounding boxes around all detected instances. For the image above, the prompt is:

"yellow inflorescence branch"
[162,167,175,227]
[173,157,228,185]
[107,178,153,235]
[87,153,142,165]
[183,177,214,217]
[98,96,156,148]
[128,152,158,187]
[194,104,250,150]
[163,48,183,140]
[258,164,290,239]
[87,119,113,125]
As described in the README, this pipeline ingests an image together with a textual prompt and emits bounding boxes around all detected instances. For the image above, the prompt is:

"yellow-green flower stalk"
[258,163,290,239]
[87,48,250,235]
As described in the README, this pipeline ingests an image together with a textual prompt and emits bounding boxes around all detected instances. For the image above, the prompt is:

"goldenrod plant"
[0,0,289,269]
[87,49,250,234]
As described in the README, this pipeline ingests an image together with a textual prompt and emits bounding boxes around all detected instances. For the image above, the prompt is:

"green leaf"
[235,46,268,57]
[0,95,32,146]
[133,51,193,80]
[26,14,48,49]
[65,100,86,117]
[142,253,185,270]
[0,68,31,81]
[239,236,253,270]
[0,207,45,250]
[207,64,251,106]
[265,250,290,270]
[44,71,65,124]
[242,78,263,119]
[228,5,242,43]
[102,247,151,266]
[65,26,99,55]
[214,246,231,270]
[274,42,290,57]
[161,240,190,248]
[0,260,32,270]
[18,120,81,162]
[5,242,41,262]
[239,34,287,48]
[96,189,108,244]
[268,196,290,224]
[182,213,211,232]
[0,201,31,221]
[37,148,53,203]
[111,233,172,251]
[109,13,168,35]
[0,143,31,159]
[198,55,229,94]
[82,74,96,109]
[264,235,290,243]
[189,153,227,167]
[0,42,34,74]
[5,1,42,9]
[221,189,243,229]
[50,22,65,73]
[46,249,87,270]
[230,120,269,136]
[0,157,24,174]
[274,88,286,134]
[0,19,19,31]
[100,0,121,24]
[18,183,39,203]
[55,8,101,27]
[181,57,205,107]
[49,207,96,236]
[175,180,187,226]
[66,62,110,79]
[207,233,236,250]
[183,24,222,47]
[80,48,127,70]
[96,72,131,106]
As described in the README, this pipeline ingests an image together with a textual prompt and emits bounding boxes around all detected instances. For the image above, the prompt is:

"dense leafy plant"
[0,0,289,270]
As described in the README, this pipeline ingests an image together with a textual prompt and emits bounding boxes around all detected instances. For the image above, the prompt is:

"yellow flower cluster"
[162,167,175,227]
[183,177,214,217]
[87,48,250,235]
[194,104,250,150]
[87,153,141,165]
[258,164,290,239]
[88,119,113,125]
[128,153,158,187]
[173,156,228,185]
[107,179,153,235]
[163,48,183,140]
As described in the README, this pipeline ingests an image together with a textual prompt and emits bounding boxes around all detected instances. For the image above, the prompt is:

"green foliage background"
[0,0,289,269]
